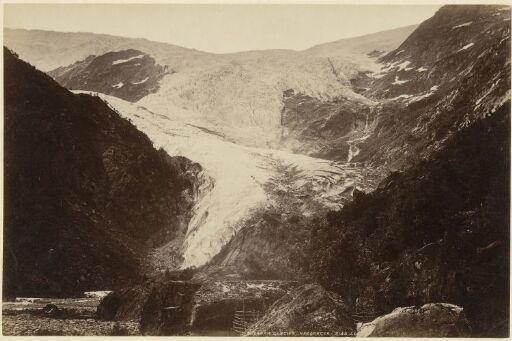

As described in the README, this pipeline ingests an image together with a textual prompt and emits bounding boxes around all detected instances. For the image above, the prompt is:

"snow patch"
[246,283,266,289]
[392,76,409,85]
[132,77,149,85]
[370,72,386,79]
[408,85,439,103]
[452,21,473,29]
[397,60,413,71]
[15,298,42,303]
[388,94,413,101]
[112,54,145,65]
[457,43,474,52]
[112,82,124,89]
[380,60,402,72]
[347,144,359,163]
[84,291,112,298]
[417,66,428,72]
[475,79,501,106]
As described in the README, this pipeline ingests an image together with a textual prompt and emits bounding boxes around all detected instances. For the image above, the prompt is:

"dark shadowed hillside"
[310,103,510,337]
[3,48,200,297]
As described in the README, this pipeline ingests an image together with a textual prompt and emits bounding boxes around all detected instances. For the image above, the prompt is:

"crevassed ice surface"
[90,93,370,268]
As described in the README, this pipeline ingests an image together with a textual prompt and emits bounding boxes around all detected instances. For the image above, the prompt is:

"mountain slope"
[310,103,510,336]
[279,5,510,168]
[3,48,201,297]
[357,4,511,168]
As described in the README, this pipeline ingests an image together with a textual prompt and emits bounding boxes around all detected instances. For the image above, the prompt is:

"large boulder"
[357,303,471,337]
[245,283,355,336]
[96,280,201,335]
[96,285,151,321]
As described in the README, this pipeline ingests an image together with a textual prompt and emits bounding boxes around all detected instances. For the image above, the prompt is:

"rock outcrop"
[357,303,471,337]
[279,90,375,161]
[49,49,169,102]
[96,276,298,335]
[245,284,355,336]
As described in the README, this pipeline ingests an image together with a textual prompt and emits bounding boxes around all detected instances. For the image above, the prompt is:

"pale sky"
[4,3,441,53]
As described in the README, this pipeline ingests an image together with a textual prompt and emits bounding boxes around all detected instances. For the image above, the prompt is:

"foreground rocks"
[97,280,200,335]
[97,278,298,335]
[191,280,297,334]
[357,303,471,337]
[245,284,355,336]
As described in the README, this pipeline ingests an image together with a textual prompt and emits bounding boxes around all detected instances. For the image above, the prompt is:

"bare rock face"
[245,284,355,336]
[48,49,169,102]
[357,303,471,337]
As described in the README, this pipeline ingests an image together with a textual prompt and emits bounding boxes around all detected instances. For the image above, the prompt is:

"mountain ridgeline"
[4,48,201,297]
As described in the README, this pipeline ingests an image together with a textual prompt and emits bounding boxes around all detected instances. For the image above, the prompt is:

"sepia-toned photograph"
[2,1,511,337]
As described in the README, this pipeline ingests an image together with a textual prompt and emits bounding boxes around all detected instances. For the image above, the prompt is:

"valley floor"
[2,298,139,336]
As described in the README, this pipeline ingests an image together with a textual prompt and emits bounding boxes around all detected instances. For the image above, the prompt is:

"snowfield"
[457,42,475,52]
[137,51,378,149]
